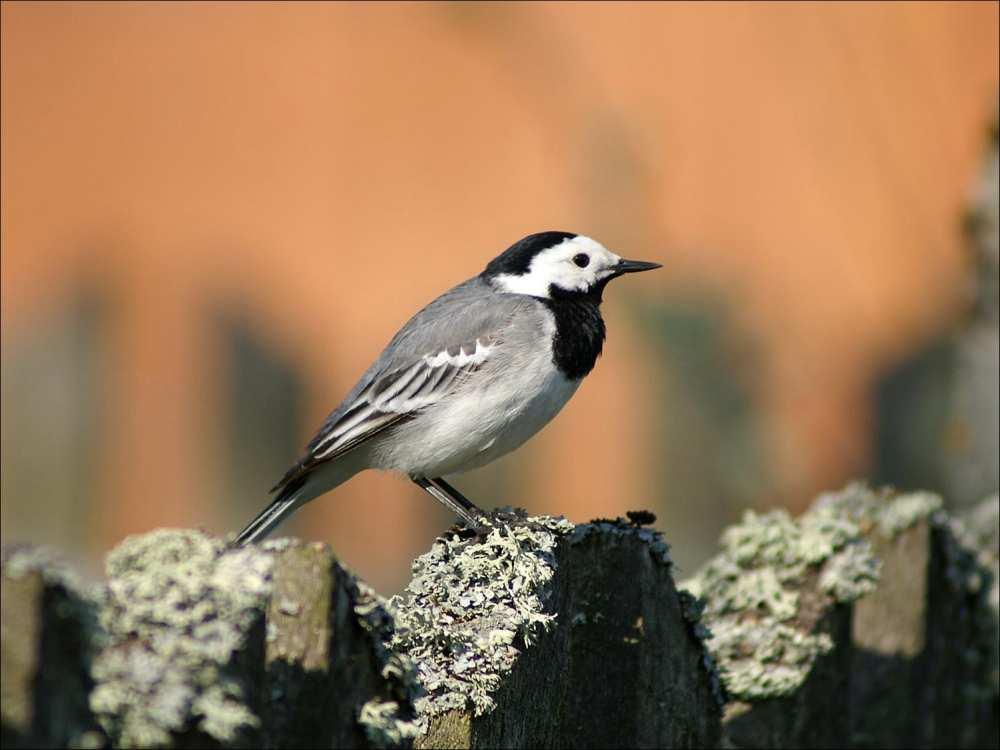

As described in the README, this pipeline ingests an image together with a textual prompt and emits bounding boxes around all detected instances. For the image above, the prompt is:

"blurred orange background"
[2,1,997,592]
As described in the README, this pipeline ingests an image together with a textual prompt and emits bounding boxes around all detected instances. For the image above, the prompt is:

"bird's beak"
[615,258,663,275]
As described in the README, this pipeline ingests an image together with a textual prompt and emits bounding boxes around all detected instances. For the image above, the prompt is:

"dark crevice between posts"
[390,509,723,749]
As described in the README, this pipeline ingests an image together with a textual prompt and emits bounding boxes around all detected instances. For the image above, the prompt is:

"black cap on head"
[482,231,577,277]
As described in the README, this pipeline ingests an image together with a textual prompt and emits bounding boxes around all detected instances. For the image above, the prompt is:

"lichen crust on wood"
[817,484,999,748]
[81,529,421,749]
[390,510,574,724]
[683,497,881,704]
[88,529,274,748]
[391,508,722,749]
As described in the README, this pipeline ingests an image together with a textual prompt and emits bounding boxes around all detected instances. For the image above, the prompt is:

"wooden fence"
[2,485,997,749]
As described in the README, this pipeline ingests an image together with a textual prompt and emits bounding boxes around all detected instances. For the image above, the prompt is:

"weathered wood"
[960,495,1000,750]
[262,540,420,749]
[391,510,722,749]
[2,490,998,749]
[1,547,102,749]
[1,568,44,742]
[72,530,415,749]
[684,498,881,748]
[920,510,997,750]
[816,486,999,749]
[825,487,944,749]
[88,530,274,748]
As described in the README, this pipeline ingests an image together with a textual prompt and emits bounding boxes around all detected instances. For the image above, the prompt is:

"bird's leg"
[429,477,488,523]
[412,476,489,533]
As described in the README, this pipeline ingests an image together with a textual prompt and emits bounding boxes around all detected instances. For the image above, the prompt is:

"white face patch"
[490,235,622,298]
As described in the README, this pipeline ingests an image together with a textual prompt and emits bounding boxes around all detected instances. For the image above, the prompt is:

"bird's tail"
[232,455,364,547]
[232,480,306,547]
[233,499,292,546]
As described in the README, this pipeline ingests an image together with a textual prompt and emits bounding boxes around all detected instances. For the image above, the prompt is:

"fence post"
[7,530,420,749]
[263,539,420,748]
[684,497,881,748]
[2,492,997,749]
[1,547,102,749]
[817,486,999,749]
[390,510,723,749]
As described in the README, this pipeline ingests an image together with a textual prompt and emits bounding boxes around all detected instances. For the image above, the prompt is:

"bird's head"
[482,231,661,301]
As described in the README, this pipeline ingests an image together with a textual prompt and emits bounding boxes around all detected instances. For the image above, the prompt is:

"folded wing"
[271,334,499,492]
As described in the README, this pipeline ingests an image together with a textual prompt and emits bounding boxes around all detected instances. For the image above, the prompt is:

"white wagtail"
[234,231,660,545]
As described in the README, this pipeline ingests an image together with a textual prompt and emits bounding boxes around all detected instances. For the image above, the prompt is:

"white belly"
[371,362,580,477]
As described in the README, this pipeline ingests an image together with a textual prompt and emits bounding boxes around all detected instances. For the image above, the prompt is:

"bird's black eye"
[573,253,590,268]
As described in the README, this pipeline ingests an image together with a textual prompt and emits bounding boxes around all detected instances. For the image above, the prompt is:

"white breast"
[466,366,580,468]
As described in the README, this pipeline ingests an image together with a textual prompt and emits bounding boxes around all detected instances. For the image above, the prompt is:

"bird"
[233,231,661,546]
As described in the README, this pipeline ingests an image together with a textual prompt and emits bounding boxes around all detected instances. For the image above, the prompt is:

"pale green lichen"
[707,621,834,700]
[819,541,881,602]
[683,500,879,702]
[813,482,944,538]
[387,509,682,728]
[1,544,97,597]
[959,494,1000,560]
[388,508,574,720]
[358,699,422,749]
[90,529,274,748]
[876,492,944,537]
[350,577,422,745]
